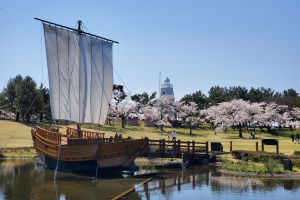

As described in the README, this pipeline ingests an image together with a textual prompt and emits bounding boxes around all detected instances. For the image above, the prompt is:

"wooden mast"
[77,20,82,138]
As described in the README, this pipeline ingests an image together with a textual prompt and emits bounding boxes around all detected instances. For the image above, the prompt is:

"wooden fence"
[66,127,105,139]
[146,139,208,158]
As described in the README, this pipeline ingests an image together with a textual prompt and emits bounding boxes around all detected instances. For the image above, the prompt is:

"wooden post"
[77,123,81,138]
[144,182,150,200]
[192,173,195,189]
[256,141,258,152]
[178,175,181,191]
[177,140,181,157]
[230,141,232,152]
[205,141,209,157]
[276,141,279,154]
[162,179,166,195]
[162,139,165,158]
[192,140,195,159]
[262,140,264,152]
[187,141,190,152]
[145,138,150,157]
[159,140,162,156]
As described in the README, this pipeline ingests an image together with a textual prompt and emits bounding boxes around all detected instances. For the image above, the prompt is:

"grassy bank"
[0,147,36,158]
[218,152,300,174]
[0,120,33,148]
[1,120,300,158]
[83,123,300,155]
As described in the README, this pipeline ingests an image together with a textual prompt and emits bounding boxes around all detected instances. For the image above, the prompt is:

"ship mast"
[77,20,82,138]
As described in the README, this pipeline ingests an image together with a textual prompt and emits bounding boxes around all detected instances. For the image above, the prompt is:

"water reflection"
[1,160,300,200]
[132,167,300,200]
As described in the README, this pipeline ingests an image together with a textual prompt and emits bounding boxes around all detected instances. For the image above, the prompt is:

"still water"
[1,160,300,200]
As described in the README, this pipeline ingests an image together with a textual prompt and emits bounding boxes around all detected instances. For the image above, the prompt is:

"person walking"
[291,133,295,143]
[296,133,300,144]
[172,130,177,141]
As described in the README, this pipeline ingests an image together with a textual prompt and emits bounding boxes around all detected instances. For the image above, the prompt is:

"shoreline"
[0,147,36,159]
[215,164,300,180]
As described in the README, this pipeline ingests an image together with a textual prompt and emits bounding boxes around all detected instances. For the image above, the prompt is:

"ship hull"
[37,152,98,172]
[32,126,147,172]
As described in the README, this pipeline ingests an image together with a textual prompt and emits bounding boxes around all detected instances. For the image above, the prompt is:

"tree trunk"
[160,125,164,131]
[15,112,20,122]
[39,113,43,122]
[238,125,243,138]
[189,124,192,135]
[121,117,126,128]
[267,126,271,133]
[26,114,30,123]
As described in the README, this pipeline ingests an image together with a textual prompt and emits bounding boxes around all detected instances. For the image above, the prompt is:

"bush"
[260,156,281,174]
[232,151,300,168]
[294,151,300,156]
[232,150,300,168]
[290,158,300,168]
[231,150,286,162]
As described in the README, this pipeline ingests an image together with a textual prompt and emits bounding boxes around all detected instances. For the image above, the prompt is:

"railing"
[66,127,105,139]
[146,139,208,157]
[66,136,134,146]
[34,126,61,144]
[67,137,113,146]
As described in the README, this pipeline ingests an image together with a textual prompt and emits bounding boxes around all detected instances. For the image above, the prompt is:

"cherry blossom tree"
[287,107,300,129]
[203,99,300,137]
[109,100,137,128]
[151,96,175,131]
[176,101,199,134]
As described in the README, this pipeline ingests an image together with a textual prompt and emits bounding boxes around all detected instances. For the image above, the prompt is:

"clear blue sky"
[0,0,299,99]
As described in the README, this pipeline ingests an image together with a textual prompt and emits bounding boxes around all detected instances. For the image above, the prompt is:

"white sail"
[43,24,113,125]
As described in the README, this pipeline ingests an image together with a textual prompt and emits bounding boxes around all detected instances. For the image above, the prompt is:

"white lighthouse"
[160,77,174,97]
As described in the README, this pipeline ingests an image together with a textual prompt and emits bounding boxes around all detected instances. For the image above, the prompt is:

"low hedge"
[232,150,286,162]
[294,151,300,156]
[231,150,300,168]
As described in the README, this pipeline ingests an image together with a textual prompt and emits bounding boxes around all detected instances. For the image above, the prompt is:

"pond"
[1,159,300,200]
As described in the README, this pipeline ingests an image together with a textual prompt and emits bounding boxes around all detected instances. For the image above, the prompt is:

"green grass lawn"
[0,120,33,148]
[1,119,300,155]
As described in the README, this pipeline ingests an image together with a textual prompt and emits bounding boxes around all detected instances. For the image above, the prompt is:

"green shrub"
[260,156,282,174]
[294,151,300,156]
[231,150,287,163]
[291,158,300,167]
[231,150,300,169]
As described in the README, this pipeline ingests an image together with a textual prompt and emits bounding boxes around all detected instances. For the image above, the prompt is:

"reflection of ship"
[31,18,146,172]
[31,177,142,200]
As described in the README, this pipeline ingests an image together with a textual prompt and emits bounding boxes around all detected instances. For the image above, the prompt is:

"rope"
[94,144,99,181]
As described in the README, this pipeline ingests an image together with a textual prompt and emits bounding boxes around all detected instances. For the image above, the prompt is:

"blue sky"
[0,0,299,99]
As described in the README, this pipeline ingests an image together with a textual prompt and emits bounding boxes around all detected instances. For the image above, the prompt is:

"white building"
[160,77,174,97]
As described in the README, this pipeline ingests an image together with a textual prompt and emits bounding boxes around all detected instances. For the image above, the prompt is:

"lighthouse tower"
[160,77,174,97]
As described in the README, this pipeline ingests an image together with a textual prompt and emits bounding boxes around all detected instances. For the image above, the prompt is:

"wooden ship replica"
[31,18,146,172]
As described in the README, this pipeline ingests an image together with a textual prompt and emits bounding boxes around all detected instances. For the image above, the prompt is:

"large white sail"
[43,23,113,125]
